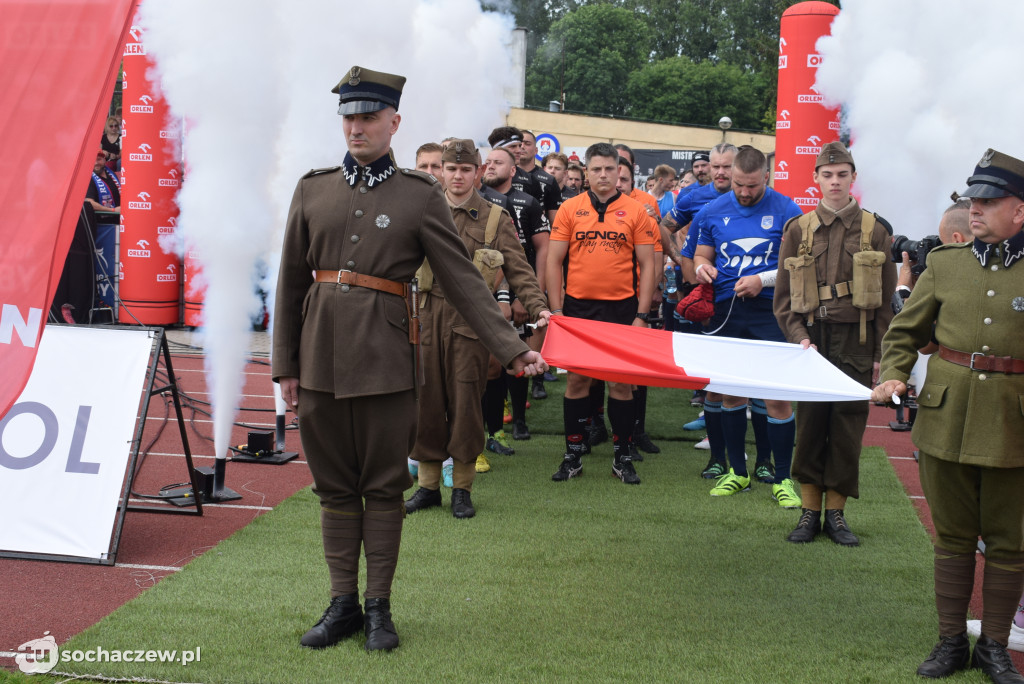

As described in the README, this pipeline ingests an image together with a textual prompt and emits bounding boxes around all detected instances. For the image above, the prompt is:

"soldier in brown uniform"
[873,149,1024,683]
[405,139,550,519]
[774,142,897,546]
[272,67,547,653]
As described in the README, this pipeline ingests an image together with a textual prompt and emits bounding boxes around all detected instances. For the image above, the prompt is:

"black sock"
[607,397,635,461]
[588,380,606,425]
[750,399,771,465]
[632,386,648,436]
[721,404,748,477]
[508,372,528,423]
[563,396,590,457]
[482,376,506,436]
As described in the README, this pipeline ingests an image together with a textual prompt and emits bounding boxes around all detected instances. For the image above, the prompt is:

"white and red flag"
[0,0,138,420]
[541,316,872,402]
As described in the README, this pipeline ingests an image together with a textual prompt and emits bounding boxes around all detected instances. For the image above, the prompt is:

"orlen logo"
[776,109,791,130]
[829,121,840,131]
[805,187,821,198]
[130,95,153,113]
[124,27,145,55]
[807,54,824,68]
[159,130,177,139]
[795,136,822,156]
[778,37,787,69]
[127,239,151,258]
[157,264,177,282]
[795,197,818,207]
[159,169,179,187]
[798,85,824,104]
[129,143,152,162]
[774,160,789,181]
[127,191,151,211]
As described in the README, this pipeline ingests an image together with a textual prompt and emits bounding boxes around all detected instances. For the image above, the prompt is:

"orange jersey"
[552,191,657,300]
[631,187,661,219]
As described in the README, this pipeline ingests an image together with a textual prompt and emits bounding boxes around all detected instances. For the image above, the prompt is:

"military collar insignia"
[342,151,397,188]
[973,231,1024,269]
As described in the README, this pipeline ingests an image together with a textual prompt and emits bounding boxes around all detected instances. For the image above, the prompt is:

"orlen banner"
[775,1,841,212]
[120,19,182,325]
[0,0,138,421]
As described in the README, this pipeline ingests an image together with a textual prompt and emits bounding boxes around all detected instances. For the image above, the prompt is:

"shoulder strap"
[859,211,876,251]
[483,203,502,248]
[797,211,819,255]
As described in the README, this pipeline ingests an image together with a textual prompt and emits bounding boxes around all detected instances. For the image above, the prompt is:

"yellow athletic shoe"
[475,453,491,473]
[709,469,751,496]
[772,478,801,509]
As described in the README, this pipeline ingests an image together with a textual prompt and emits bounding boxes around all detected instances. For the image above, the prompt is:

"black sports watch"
[634,312,649,322]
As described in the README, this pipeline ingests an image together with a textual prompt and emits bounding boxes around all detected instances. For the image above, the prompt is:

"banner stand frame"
[0,326,202,566]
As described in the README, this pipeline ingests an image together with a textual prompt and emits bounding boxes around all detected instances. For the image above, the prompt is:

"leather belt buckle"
[818,304,827,320]
[969,352,984,371]
[337,269,352,284]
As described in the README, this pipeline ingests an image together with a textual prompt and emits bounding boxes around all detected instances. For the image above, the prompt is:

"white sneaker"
[694,437,710,450]
[967,620,1024,652]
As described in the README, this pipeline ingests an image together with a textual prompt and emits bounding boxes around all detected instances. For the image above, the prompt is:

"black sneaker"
[512,419,531,440]
[531,379,547,399]
[754,461,775,484]
[690,389,706,406]
[543,371,558,382]
[629,442,643,462]
[451,488,476,519]
[701,459,727,479]
[588,418,609,446]
[404,487,442,514]
[634,432,661,454]
[300,595,363,649]
[552,454,583,481]
[612,456,641,485]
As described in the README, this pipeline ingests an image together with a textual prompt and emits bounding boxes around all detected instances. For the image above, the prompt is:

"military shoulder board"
[302,166,341,179]
[401,167,438,185]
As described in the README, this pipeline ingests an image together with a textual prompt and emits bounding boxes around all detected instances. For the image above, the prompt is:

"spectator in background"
[101,116,120,171]
[892,199,970,315]
[689,152,711,190]
[679,170,696,189]
[650,164,678,218]
[565,163,584,197]
[414,142,444,183]
[86,149,120,214]
[542,151,571,204]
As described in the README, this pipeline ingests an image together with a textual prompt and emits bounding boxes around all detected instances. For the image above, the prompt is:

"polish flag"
[541,316,872,402]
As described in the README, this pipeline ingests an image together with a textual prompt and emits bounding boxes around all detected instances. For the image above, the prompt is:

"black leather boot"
[786,508,821,543]
[300,594,362,649]
[971,634,1024,683]
[451,488,476,519]
[823,508,860,547]
[364,597,399,652]
[916,632,970,678]
[404,487,441,514]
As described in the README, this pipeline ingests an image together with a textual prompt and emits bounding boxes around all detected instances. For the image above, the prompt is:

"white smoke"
[816,0,1024,239]
[139,0,517,463]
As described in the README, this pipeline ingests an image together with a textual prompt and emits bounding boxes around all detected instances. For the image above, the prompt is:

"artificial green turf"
[45,384,967,683]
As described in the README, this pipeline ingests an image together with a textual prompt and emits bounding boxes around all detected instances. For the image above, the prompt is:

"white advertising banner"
[0,325,154,560]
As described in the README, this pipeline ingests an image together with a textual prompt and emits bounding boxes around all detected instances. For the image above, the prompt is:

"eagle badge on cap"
[979,149,996,168]
[375,214,390,229]
[349,67,361,87]
[454,141,465,163]
[1012,296,1024,312]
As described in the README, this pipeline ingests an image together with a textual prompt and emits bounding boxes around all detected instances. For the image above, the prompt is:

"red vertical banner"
[119,17,182,325]
[774,1,841,212]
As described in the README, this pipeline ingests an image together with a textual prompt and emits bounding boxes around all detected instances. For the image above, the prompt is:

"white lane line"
[116,563,182,572]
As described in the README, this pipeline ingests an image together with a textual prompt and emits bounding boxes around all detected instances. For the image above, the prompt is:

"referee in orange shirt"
[546,142,657,485]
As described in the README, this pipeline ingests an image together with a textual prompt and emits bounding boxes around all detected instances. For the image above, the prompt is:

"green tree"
[625,56,766,129]
[525,4,652,116]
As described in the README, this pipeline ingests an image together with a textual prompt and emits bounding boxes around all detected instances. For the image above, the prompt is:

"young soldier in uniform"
[873,149,1024,683]
[774,142,897,546]
[546,142,657,485]
[273,67,546,653]
[693,146,802,506]
[405,140,549,519]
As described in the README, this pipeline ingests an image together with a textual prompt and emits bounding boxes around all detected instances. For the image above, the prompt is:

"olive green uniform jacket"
[879,240,1024,467]
[272,151,530,397]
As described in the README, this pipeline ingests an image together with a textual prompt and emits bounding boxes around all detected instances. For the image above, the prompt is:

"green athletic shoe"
[710,469,751,496]
[754,462,775,484]
[772,478,801,509]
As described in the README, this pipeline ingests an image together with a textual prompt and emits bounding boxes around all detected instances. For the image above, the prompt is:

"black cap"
[693,152,710,163]
[331,66,406,115]
[959,148,1024,200]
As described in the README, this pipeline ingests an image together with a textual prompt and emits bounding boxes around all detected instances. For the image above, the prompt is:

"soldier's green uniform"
[877,148,1024,680]
[272,68,531,653]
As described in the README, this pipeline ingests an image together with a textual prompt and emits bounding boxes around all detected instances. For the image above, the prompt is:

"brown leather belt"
[938,345,1024,374]
[313,269,408,298]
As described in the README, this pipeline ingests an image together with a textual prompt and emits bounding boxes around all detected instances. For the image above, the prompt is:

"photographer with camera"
[891,200,970,314]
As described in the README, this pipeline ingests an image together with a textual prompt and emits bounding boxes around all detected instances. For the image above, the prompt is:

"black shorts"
[563,295,637,326]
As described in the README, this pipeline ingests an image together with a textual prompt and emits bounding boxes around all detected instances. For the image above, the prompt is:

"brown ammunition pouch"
[472,203,505,291]
[784,212,820,315]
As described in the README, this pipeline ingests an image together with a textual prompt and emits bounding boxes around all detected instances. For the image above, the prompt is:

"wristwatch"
[634,312,649,321]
